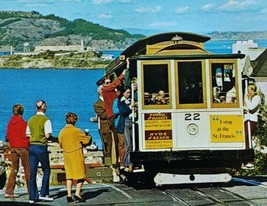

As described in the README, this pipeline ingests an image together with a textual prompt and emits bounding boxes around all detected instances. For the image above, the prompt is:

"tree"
[229,91,267,176]
[255,91,267,146]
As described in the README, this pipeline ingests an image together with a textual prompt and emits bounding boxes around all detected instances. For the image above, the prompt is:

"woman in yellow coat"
[58,112,91,203]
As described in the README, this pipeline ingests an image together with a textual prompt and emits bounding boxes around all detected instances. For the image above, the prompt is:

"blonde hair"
[248,83,257,93]
[131,77,137,83]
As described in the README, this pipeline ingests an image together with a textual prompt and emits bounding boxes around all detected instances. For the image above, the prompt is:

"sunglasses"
[105,81,111,84]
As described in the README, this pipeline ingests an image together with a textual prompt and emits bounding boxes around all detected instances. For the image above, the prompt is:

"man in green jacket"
[26,100,53,203]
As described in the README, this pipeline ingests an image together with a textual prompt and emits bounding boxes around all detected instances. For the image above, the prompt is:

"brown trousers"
[116,133,125,164]
[5,148,30,194]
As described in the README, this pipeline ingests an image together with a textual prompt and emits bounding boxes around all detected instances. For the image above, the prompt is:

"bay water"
[0,68,105,148]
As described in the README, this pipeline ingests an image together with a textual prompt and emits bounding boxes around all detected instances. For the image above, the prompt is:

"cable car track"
[159,180,265,206]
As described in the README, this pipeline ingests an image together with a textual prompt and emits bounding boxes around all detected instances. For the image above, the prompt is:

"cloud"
[135,6,162,14]
[16,0,81,3]
[92,0,112,5]
[149,21,176,29]
[175,6,189,14]
[219,0,257,11]
[92,0,131,4]
[15,0,50,4]
[118,0,131,3]
[15,0,82,6]
[202,3,217,12]
[260,8,267,14]
[24,3,51,7]
[62,0,82,1]
[16,0,38,2]
[98,13,112,19]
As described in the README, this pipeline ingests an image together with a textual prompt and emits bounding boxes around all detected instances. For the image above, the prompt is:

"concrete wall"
[34,45,81,52]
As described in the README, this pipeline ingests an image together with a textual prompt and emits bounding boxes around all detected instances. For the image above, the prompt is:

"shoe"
[4,194,19,198]
[39,195,53,201]
[120,165,126,169]
[242,163,255,169]
[74,195,86,202]
[29,198,40,203]
[67,196,74,202]
[246,163,254,168]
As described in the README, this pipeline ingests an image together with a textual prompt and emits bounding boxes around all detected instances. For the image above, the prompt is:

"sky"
[1,0,267,35]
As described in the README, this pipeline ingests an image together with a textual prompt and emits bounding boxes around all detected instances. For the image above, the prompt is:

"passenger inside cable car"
[150,90,169,105]
[143,64,170,106]
[212,63,237,104]
[178,61,203,104]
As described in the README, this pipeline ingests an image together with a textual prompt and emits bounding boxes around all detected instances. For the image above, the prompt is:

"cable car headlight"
[187,123,199,136]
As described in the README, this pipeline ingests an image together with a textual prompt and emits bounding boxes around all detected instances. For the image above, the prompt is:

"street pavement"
[0,183,118,205]
[2,177,267,205]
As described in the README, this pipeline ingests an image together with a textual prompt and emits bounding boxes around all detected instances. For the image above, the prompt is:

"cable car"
[96,32,254,185]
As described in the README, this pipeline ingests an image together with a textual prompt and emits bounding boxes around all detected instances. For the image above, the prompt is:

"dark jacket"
[116,98,132,134]
[94,98,113,134]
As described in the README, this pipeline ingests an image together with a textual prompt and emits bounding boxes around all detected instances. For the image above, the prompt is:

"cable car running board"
[154,173,232,186]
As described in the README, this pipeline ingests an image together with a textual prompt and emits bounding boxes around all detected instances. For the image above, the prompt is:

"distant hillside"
[123,28,165,36]
[1,11,267,52]
[207,31,267,40]
[0,11,144,51]
[123,28,267,41]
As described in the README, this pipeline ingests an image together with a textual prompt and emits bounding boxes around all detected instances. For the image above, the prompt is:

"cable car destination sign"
[144,113,172,149]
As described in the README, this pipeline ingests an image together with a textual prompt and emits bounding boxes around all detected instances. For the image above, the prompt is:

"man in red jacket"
[5,104,30,198]
[102,69,126,119]
[101,64,128,165]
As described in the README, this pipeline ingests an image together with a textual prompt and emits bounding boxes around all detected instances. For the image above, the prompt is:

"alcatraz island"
[0,43,112,69]
[0,11,144,69]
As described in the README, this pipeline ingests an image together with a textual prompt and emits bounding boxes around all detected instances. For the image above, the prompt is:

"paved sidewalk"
[0,183,112,205]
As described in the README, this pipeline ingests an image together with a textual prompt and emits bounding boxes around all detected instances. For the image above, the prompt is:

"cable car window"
[211,63,237,104]
[177,61,203,104]
[143,64,170,106]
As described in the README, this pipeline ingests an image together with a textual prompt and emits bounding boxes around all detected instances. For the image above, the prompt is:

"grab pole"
[131,81,136,151]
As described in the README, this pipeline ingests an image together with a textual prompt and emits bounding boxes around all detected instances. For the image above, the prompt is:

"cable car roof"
[97,32,245,85]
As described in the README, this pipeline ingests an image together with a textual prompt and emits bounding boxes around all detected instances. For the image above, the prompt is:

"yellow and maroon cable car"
[96,32,254,185]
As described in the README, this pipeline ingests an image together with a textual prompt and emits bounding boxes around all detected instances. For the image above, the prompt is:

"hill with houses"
[0,11,144,52]
[1,11,267,53]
